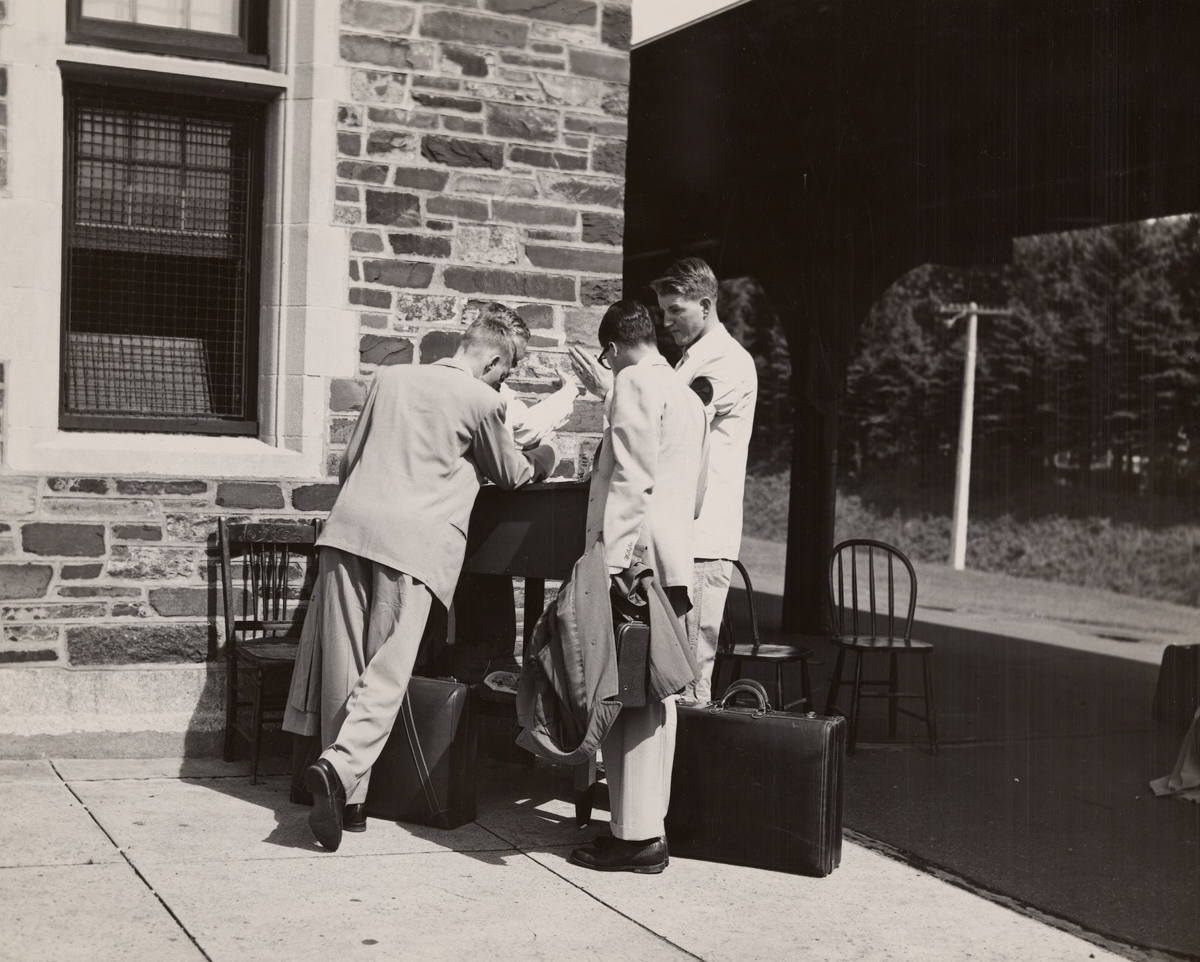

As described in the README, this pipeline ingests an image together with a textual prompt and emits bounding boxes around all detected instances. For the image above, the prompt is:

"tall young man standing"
[570,259,758,703]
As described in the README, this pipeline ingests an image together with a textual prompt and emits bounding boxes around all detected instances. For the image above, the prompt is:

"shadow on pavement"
[726,587,1200,959]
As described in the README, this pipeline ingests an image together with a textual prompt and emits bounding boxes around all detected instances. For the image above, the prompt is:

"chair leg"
[774,664,785,712]
[847,651,865,754]
[731,657,743,684]
[223,657,238,762]
[923,650,939,756]
[824,649,846,715]
[800,657,813,713]
[711,655,724,702]
[888,652,899,738]
[249,671,265,786]
[574,757,598,828]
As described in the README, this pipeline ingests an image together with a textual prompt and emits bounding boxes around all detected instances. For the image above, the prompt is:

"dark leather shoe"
[594,834,668,862]
[343,803,367,833]
[570,837,668,874]
[303,759,346,852]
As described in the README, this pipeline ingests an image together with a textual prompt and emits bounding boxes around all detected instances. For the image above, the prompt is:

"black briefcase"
[666,679,846,877]
[364,676,479,829]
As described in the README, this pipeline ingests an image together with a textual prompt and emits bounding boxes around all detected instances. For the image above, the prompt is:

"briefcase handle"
[712,678,772,716]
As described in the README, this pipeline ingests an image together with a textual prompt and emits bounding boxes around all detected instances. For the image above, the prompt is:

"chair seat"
[833,635,933,651]
[722,643,814,661]
[234,641,300,667]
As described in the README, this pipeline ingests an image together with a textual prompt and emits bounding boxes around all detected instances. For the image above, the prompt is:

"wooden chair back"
[718,559,763,652]
[827,539,918,642]
[218,519,322,651]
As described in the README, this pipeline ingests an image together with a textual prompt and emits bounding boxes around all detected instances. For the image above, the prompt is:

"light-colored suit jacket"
[317,357,552,607]
[584,354,708,593]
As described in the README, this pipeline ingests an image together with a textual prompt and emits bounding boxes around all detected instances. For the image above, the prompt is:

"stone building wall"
[0,0,630,752]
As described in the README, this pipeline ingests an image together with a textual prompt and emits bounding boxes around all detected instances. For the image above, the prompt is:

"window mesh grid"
[63,86,260,427]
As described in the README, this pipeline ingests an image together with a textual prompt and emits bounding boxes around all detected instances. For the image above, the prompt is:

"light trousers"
[601,696,678,841]
[315,546,433,805]
[683,559,734,704]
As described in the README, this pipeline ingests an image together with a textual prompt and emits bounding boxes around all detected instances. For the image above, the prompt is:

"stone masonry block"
[114,480,207,496]
[60,564,103,580]
[340,33,433,71]
[485,0,596,25]
[388,233,452,258]
[394,167,450,191]
[492,201,577,226]
[442,46,489,78]
[564,114,627,137]
[68,623,214,665]
[443,267,576,302]
[351,70,408,103]
[517,303,556,329]
[42,499,157,521]
[510,146,588,171]
[561,399,604,432]
[148,587,211,618]
[412,92,483,113]
[360,335,415,366]
[48,478,109,494]
[112,525,162,542]
[420,330,462,363]
[591,139,625,176]
[486,103,559,143]
[366,129,417,159]
[351,287,393,309]
[0,479,38,516]
[525,245,622,273]
[442,116,484,134]
[0,650,59,664]
[338,160,390,183]
[450,174,540,198]
[540,175,624,208]
[331,378,370,411]
[22,524,105,557]
[58,586,141,598]
[426,196,490,221]
[457,224,520,265]
[366,190,422,226]
[362,259,435,288]
[420,9,529,48]
[565,307,604,346]
[602,4,632,49]
[341,0,417,33]
[4,624,61,645]
[394,293,458,325]
[352,231,385,252]
[0,564,53,600]
[569,48,629,82]
[580,275,622,306]
[216,483,285,509]
[581,211,623,245]
[292,484,340,512]
[3,602,108,622]
[421,135,504,169]
[107,546,202,581]
[338,131,362,156]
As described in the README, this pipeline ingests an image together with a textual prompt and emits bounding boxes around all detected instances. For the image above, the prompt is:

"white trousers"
[684,559,734,704]
[601,696,678,841]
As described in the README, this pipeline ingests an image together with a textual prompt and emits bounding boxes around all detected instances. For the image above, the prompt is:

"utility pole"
[940,302,1012,570]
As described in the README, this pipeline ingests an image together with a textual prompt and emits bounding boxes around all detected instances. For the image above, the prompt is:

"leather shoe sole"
[593,834,669,865]
[304,759,346,852]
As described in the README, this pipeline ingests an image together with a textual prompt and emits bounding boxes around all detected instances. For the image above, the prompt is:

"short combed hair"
[477,301,530,343]
[598,299,656,348]
[462,302,529,363]
[649,257,718,302]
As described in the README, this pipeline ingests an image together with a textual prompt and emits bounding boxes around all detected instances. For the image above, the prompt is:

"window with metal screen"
[62,83,264,434]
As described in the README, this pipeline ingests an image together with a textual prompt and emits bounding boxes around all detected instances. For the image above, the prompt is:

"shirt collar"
[678,322,730,365]
[434,356,474,377]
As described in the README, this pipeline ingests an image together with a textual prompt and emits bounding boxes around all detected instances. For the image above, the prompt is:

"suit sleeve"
[604,368,662,573]
[695,416,711,520]
[337,375,380,487]
[470,402,554,490]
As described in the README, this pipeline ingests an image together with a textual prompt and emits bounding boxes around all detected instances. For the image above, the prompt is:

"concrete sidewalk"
[1,755,1128,962]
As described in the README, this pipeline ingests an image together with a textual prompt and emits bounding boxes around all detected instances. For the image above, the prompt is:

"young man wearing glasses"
[570,258,758,704]
[567,298,708,874]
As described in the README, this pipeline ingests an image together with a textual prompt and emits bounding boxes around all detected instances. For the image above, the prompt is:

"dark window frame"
[59,66,272,436]
[66,0,269,66]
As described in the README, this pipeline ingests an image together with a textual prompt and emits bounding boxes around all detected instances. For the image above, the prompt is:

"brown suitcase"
[364,676,479,829]
[665,679,846,876]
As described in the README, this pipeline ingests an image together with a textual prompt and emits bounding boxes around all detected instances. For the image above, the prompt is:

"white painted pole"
[950,303,978,570]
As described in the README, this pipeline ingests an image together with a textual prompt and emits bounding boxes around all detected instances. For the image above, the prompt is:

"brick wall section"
[328,0,631,480]
[0,476,335,666]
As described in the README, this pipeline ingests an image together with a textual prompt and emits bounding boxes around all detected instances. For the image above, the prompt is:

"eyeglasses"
[597,343,613,369]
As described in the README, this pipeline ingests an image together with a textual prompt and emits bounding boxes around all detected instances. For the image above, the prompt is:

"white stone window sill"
[15,431,318,480]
